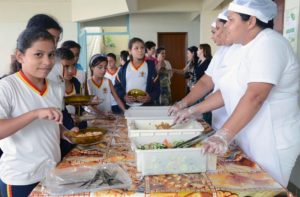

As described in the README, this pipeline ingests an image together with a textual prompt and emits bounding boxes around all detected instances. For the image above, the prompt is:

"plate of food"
[64,127,107,146]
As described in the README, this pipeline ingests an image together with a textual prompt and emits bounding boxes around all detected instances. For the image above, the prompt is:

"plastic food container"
[63,127,107,146]
[131,134,216,176]
[127,119,204,137]
[125,106,172,120]
[42,163,132,195]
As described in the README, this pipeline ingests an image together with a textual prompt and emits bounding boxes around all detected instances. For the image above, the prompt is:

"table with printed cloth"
[29,116,290,197]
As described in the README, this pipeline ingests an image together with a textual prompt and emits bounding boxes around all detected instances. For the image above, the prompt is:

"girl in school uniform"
[104,53,121,113]
[114,37,160,107]
[87,55,126,115]
[0,27,74,196]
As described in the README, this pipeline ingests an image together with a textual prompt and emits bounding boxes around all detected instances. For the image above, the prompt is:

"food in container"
[131,134,217,175]
[64,127,106,145]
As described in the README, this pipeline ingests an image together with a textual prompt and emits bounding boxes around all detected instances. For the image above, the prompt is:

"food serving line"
[30,107,289,197]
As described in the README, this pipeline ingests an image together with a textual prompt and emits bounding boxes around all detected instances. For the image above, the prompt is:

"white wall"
[284,0,300,61]
[200,10,220,54]
[129,13,200,47]
[0,0,77,77]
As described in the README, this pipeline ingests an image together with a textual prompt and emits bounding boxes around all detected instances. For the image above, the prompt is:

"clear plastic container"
[127,119,204,137]
[125,106,172,120]
[42,163,132,195]
[131,135,216,176]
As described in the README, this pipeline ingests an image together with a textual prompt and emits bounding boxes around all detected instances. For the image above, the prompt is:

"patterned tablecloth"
[29,116,289,197]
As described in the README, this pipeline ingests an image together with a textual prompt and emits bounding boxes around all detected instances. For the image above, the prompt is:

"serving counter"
[29,115,289,197]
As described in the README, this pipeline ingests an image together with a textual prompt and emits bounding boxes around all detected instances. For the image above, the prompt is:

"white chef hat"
[217,9,228,21]
[211,21,216,28]
[228,0,277,23]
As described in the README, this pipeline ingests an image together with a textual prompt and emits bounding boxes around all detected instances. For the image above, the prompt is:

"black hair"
[186,45,199,69]
[156,47,165,56]
[10,27,55,74]
[120,50,129,63]
[145,41,156,51]
[217,18,227,24]
[238,13,274,29]
[106,53,116,61]
[26,14,63,33]
[128,37,144,49]
[61,40,81,50]
[55,48,75,60]
[89,54,108,76]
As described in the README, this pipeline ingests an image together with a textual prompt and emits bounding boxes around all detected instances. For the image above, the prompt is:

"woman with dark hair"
[173,46,199,94]
[194,43,212,82]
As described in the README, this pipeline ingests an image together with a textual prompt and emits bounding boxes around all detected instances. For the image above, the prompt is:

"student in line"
[114,37,160,107]
[87,54,126,115]
[0,27,76,197]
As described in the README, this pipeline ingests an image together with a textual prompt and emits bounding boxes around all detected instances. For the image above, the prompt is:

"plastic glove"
[173,105,201,124]
[168,100,187,116]
[201,128,233,156]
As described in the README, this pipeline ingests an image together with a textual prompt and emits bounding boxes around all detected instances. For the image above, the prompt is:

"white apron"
[219,49,300,186]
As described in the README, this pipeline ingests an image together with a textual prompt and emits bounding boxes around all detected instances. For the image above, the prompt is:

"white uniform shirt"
[87,78,112,112]
[74,69,86,85]
[0,71,63,185]
[104,68,119,106]
[219,29,300,186]
[125,61,148,93]
[47,61,65,92]
[65,84,77,114]
[205,45,241,130]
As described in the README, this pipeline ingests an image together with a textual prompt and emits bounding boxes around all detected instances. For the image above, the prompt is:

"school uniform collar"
[16,70,48,96]
[91,77,104,88]
[130,60,145,71]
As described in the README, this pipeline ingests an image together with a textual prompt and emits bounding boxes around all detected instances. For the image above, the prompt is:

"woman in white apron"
[169,10,240,130]
[174,0,300,187]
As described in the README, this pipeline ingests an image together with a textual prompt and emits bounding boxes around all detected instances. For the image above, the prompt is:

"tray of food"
[127,119,204,137]
[131,134,216,176]
[63,127,107,146]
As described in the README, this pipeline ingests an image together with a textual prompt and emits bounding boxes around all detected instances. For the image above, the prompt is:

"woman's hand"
[173,105,201,124]
[201,128,233,156]
[168,100,187,116]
